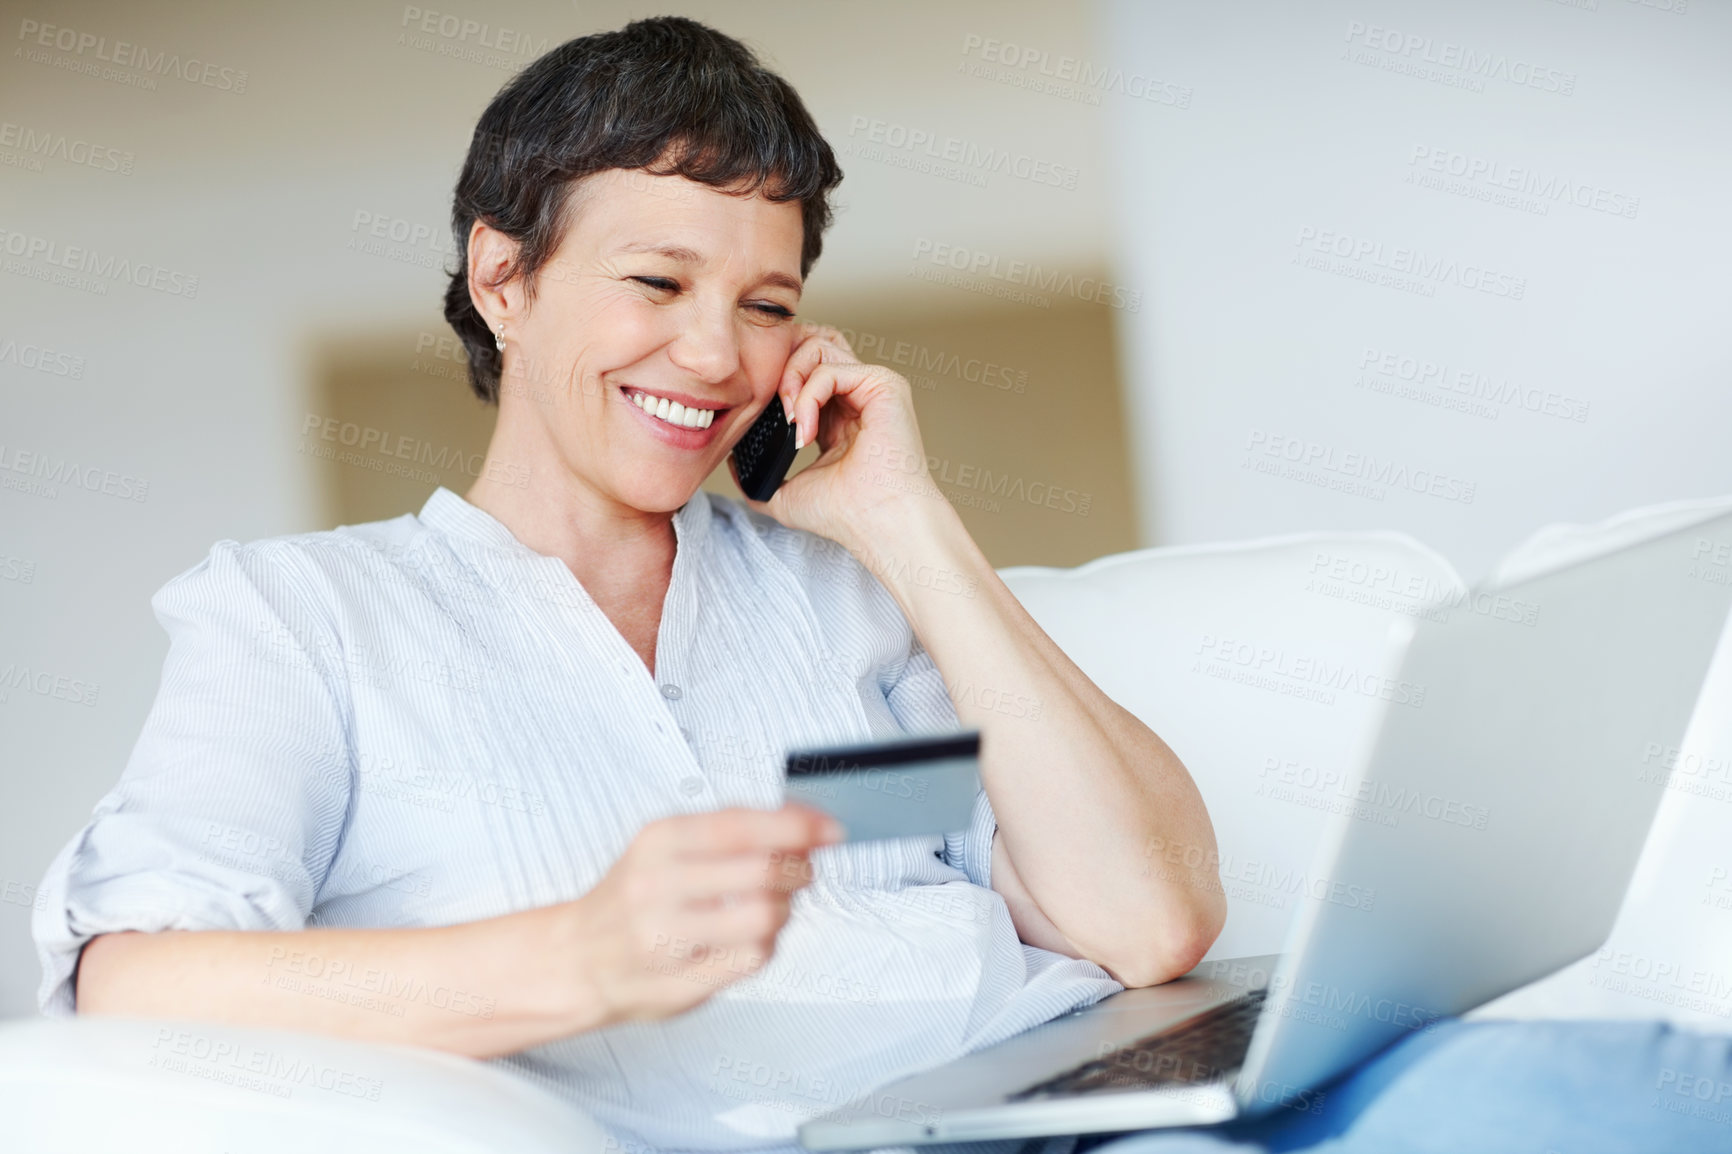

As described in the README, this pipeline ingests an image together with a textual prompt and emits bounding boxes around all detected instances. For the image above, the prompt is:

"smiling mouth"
[622,386,726,430]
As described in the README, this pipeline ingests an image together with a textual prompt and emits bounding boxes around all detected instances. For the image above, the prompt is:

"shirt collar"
[417,485,714,559]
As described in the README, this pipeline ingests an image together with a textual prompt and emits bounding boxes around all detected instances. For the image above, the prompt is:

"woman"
[34,17,1224,1153]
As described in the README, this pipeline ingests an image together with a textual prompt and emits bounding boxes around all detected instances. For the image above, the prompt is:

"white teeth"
[631,389,717,430]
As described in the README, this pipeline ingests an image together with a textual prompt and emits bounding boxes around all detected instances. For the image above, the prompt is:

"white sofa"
[1001,509,1732,1031]
[0,1015,609,1154]
[5,511,1728,1150]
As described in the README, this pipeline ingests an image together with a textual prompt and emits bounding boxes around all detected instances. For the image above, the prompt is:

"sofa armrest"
[0,1016,608,1154]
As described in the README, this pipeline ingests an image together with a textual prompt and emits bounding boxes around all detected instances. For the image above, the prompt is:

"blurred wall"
[1098,0,1732,1028]
[1100,0,1732,582]
[0,0,1130,1016]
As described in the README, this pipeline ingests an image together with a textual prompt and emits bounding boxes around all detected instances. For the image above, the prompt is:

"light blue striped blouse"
[33,485,1121,1153]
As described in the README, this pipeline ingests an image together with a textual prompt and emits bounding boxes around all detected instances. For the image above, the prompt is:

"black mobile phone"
[731,399,801,502]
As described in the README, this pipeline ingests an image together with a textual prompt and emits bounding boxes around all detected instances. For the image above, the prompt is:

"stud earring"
[494,327,506,352]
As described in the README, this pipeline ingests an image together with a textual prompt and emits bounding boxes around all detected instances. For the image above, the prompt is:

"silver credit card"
[783,730,981,841]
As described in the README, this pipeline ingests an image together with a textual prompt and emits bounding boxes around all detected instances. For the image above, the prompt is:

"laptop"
[799,505,1732,1147]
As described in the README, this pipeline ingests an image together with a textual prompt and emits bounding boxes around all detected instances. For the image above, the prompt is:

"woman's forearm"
[842,496,1226,986]
[72,806,837,1058]
[75,904,602,1059]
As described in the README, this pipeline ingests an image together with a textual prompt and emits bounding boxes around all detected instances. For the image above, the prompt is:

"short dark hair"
[440,16,843,404]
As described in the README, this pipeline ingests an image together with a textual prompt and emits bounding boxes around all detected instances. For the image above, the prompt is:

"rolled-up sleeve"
[883,635,998,891]
[33,540,353,1016]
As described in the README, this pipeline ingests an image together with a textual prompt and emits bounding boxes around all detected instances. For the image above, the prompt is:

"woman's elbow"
[1100,891,1227,989]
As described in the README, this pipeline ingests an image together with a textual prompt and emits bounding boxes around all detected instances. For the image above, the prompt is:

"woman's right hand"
[564,804,843,1026]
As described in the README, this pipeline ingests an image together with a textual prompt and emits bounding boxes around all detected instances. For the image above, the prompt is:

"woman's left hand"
[729,322,943,550]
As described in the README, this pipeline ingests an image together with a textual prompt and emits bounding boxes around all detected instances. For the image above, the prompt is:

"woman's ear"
[467,220,522,332]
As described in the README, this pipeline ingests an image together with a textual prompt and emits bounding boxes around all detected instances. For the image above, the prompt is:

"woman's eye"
[630,277,789,320]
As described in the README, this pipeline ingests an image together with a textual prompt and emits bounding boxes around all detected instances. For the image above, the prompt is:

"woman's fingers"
[777,338,821,410]
[583,805,846,1022]
[781,346,831,438]
[675,851,816,904]
[788,362,847,449]
[780,327,861,429]
[789,361,911,455]
[657,804,841,859]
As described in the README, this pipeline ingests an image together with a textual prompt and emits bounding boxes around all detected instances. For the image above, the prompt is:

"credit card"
[783,730,981,841]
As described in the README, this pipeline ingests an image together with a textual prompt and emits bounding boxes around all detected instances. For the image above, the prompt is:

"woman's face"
[485,168,806,514]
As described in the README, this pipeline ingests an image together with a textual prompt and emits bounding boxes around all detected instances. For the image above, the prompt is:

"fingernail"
[793,423,804,452]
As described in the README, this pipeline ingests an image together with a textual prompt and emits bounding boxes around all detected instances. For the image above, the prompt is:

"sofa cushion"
[0,1016,607,1153]
[1000,530,1465,961]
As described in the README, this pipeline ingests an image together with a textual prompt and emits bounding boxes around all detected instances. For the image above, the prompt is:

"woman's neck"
[464,430,681,675]
[465,405,680,576]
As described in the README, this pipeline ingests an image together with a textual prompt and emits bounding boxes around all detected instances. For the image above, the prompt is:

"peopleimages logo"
[828,325,1028,395]
[1304,550,1540,629]
[0,334,85,379]
[1196,960,1447,1035]
[397,6,551,58]
[0,226,200,298]
[1243,429,1477,506]
[1144,835,1379,912]
[1258,756,1490,831]
[1357,347,1589,424]
[958,33,1193,109]
[867,443,1093,517]
[1406,145,1640,220]
[0,662,101,707]
[15,19,249,93]
[0,443,149,502]
[1293,226,1525,301]
[846,115,1080,190]
[1341,20,1576,96]
[1193,631,1428,709]
[910,239,1140,311]
[0,120,135,175]
[300,413,529,490]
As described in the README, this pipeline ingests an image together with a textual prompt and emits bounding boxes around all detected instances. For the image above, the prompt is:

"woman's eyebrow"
[612,240,802,295]
[615,240,705,263]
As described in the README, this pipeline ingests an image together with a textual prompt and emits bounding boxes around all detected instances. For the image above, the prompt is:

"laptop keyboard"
[1008,988,1266,1101]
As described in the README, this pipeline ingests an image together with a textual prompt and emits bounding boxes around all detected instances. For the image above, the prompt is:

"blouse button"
[660,683,683,701]
[679,775,706,796]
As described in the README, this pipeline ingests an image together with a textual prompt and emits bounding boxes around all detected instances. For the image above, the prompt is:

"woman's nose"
[667,304,742,384]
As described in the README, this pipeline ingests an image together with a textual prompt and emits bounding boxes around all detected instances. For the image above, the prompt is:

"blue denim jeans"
[1072,1019,1732,1154]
